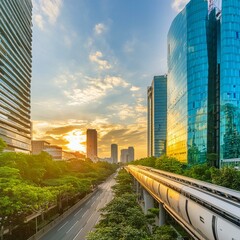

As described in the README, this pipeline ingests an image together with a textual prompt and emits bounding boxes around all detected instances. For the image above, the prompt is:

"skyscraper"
[128,146,134,162]
[220,0,240,166]
[0,0,32,153]
[147,75,167,157]
[120,147,135,163]
[111,144,118,163]
[86,129,97,161]
[167,0,240,167]
[120,149,128,163]
[167,0,209,164]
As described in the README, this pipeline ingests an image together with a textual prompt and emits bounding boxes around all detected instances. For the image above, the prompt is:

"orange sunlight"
[65,130,86,152]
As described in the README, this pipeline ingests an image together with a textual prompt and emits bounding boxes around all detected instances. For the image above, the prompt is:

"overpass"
[125,165,240,240]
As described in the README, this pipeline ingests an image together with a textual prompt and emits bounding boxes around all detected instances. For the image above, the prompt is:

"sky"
[31,0,190,159]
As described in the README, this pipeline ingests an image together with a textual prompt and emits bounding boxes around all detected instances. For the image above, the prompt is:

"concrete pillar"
[143,189,154,214]
[158,202,166,226]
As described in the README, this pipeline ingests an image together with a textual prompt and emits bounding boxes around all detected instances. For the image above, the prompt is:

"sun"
[65,130,85,152]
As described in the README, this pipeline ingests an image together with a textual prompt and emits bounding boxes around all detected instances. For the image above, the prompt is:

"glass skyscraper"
[0,0,32,153]
[167,0,209,164]
[220,0,240,165]
[111,143,118,163]
[167,0,240,166]
[147,75,167,157]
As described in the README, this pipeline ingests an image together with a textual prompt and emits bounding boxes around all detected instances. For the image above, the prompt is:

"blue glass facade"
[167,0,240,166]
[0,0,32,152]
[167,0,209,164]
[220,0,240,165]
[147,76,167,157]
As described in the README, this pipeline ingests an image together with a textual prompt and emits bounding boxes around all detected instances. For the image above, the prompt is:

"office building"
[32,140,50,154]
[0,1,33,153]
[147,76,167,157]
[167,0,240,167]
[120,147,135,163]
[111,143,118,163]
[128,146,134,162]
[120,149,129,163]
[43,145,62,160]
[86,129,98,161]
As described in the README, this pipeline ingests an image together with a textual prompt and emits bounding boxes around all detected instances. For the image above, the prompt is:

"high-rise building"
[167,0,209,164]
[219,0,240,166]
[86,129,97,161]
[120,149,129,163]
[167,0,240,167]
[120,147,135,163]
[128,146,134,161]
[147,75,167,157]
[0,0,33,153]
[111,144,118,163]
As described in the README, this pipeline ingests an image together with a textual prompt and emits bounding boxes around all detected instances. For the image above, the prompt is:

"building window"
[236,32,239,39]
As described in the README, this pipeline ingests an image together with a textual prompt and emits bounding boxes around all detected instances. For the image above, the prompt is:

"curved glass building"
[220,0,240,164]
[0,0,32,152]
[167,0,209,164]
[167,0,240,167]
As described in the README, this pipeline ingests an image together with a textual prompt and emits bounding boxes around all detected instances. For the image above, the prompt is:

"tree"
[184,164,213,182]
[0,139,6,153]
[131,157,156,168]
[155,156,183,174]
[151,225,178,240]
[211,167,240,190]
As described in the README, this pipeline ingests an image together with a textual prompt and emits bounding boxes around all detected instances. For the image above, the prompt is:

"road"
[39,174,116,240]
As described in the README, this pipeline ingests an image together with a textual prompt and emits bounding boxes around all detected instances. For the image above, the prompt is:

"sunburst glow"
[65,130,85,152]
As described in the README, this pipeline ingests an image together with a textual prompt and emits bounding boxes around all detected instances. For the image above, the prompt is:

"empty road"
[39,173,116,240]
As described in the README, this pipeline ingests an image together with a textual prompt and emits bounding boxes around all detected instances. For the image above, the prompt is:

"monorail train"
[126,165,240,240]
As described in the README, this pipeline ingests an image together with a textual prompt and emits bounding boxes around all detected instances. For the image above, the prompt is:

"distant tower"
[147,76,167,157]
[111,144,118,163]
[128,147,134,162]
[86,129,97,161]
[120,149,128,163]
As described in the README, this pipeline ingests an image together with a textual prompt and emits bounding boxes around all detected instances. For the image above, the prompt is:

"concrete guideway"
[36,174,116,240]
[126,165,240,240]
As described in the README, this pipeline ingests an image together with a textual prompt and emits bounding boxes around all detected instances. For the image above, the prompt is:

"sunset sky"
[31,0,190,159]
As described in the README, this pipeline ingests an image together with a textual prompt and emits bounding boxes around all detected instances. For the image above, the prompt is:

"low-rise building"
[32,140,50,154]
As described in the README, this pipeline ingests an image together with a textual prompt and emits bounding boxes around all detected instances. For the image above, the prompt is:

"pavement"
[39,174,116,240]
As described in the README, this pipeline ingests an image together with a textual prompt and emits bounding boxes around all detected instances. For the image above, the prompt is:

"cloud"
[32,118,147,158]
[94,23,107,35]
[89,51,112,70]
[130,86,140,92]
[33,0,63,30]
[55,71,129,105]
[171,0,189,12]
[108,100,146,121]
[34,14,44,30]
[40,0,63,24]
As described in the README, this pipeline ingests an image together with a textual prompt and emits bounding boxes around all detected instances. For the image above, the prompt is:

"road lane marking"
[82,209,89,218]
[74,208,82,217]
[57,221,69,231]
[73,228,83,240]
[86,213,94,224]
[66,221,78,234]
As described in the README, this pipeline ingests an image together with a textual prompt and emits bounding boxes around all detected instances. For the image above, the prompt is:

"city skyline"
[30,0,191,159]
